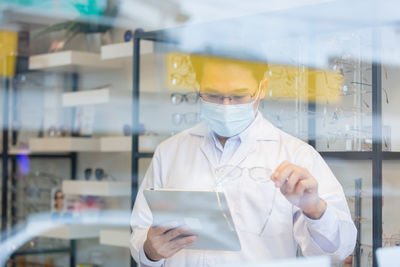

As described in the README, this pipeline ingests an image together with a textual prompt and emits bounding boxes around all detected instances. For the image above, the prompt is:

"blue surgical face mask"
[200,87,261,137]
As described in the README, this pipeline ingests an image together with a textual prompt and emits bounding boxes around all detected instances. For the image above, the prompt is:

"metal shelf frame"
[1,70,79,266]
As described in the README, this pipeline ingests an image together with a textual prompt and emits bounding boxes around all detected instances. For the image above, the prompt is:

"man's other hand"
[143,223,198,261]
[271,160,327,219]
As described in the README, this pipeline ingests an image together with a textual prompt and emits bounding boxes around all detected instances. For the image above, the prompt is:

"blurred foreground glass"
[165,53,344,103]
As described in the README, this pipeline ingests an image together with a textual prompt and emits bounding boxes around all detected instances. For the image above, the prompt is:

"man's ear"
[259,77,268,99]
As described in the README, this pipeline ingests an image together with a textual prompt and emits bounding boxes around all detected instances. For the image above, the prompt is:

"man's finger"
[162,225,191,242]
[151,221,179,236]
[273,164,295,188]
[272,160,291,179]
[168,235,198,251]
[295,179,317,195]
[286,170,306,193]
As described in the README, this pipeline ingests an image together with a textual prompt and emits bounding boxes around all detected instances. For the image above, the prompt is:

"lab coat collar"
[188,111,280,142]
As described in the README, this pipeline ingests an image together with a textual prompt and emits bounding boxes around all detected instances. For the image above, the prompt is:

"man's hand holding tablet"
[144,222,198,261]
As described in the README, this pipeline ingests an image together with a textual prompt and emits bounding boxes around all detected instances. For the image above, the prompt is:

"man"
[130,55,357,266]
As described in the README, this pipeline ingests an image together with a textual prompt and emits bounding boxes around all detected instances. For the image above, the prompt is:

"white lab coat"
[130,113,357,267]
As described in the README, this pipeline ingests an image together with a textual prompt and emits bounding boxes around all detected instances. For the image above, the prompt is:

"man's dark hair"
[189,54,269,85]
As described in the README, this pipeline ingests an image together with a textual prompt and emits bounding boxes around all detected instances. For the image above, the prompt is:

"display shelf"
[100,136,161,152]
[39,225,100,240]
[100,136,131,152]
[8,147,31,155]
[99,229,130,248]
[320,151,374,160]
[383,152,400,160]
[29,138,100,153]
[320,151,400,160]
[12,248,71,256]
[62,180,131,197]
[62,87,110,107]
[29,51,121,72]
[101,41,154,62]
[135,152,154,159]
[8,146,71,157]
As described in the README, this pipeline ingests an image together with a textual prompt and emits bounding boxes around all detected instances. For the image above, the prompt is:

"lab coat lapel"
[189,122,219,171]
[228,138,257,167]
[199,134,219,170]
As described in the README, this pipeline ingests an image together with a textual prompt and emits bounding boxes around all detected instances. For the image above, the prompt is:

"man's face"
[199,61,267,107]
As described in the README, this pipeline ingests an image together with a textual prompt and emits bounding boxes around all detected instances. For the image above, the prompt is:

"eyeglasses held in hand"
[214,165,273,186]
[214,165,276,236]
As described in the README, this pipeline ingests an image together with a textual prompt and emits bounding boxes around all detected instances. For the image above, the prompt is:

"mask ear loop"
[252,81,264,111]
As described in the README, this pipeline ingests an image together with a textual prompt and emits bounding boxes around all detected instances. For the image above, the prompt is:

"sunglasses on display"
[84,168,116,181]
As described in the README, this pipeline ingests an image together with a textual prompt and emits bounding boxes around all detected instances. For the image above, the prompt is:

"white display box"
[62,87,110,107]
[29,138,100,152]
[101,41,154,61]
[40,225,100,240]
[62,180,131,197]
[99,229,130,248]
[29,50,121,72]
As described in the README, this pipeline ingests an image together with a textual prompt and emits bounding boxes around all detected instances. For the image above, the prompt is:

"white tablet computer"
[143,188,241,251]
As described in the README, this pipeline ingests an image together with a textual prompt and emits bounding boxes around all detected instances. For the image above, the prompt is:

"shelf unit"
[1,72,80,266]
[1,39,156,266]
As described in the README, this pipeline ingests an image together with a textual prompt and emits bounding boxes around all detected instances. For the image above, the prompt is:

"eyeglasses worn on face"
[200,88,259,104]
[170,92,200,105]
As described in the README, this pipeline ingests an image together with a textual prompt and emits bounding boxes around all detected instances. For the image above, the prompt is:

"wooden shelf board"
[62,180,131,197]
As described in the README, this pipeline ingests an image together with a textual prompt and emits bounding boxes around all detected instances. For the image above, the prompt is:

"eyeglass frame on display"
[170,92,200,105]
[171,112,200,126]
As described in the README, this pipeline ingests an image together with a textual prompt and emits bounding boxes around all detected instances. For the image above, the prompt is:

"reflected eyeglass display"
[171,112,200,126]
[215,165,273,186]
[170,92,200,105]
[84,168,116,181]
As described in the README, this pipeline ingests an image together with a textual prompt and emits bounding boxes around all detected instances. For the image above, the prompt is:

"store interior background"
[1,0,400,266]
